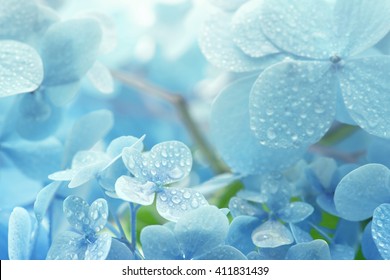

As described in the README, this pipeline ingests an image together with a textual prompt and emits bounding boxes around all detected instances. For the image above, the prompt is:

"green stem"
[111,70,229,174]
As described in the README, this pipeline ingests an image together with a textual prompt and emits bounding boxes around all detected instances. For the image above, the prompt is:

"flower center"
[329,54,342,64]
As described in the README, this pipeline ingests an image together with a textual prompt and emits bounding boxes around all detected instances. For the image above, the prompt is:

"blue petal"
[228,197,265,218]
[0,40,43,97]
[316,194,339,216]
[174,206,229,259]
[87,62,114,94]
[285,240,331,260]
[260,0,334,59]
[41,18,102,86]
[8,207,32,260]
[45,81,80,107]
[64,109,114,166]
[306,157,338,192]
[372,203,390,260]
[334,164,390,221]
[333,219,360,248]
[14,91,62,140]
[289,224,312,244]
[46,231,86,260]
[49,169,78,181]
[249,60,336,149]
[3,137,63,181]
[85,233,111,260]
[192,173,242,196]
[211,75,304,174]
[367,137,390,167]
[208,0,248,12]
[123,141,192,185]
[247,245,290,260]
[362,222,383,260]
[0,0,38,40]
[195,245,246,260]
[68,162,107,188]
[251,220,294,248]
[156,187,209,222]
[277,202,314,223]
[140,225,183,260]
[231,0,280,58]
[226,216,260,255]
[107,136,144,159]
[340,56,390,139]
[34,181,62,223]
[199,12,278,72]
[63,196,90,233]
[333,0,390,57]
[87,198,109,234]
[106,238,134,260]
[115,176,156,205]
[330,244,355,260]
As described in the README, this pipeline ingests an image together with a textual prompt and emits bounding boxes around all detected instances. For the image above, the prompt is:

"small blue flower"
[140,205,246,260]
[115,140,208,221]
[46,196,112,260]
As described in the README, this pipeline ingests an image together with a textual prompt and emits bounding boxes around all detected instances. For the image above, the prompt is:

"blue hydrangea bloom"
[140,205,246,260]
[46,196,111,260]
[115,140,209,221]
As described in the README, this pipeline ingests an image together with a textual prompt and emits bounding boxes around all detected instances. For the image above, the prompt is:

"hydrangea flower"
[115,140,208,221]
[334,163,390,259]
[202,0,390,152]
[46,196,112,260]
[140,205,246,260]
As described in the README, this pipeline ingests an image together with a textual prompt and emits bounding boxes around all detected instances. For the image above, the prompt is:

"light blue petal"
[140,225,183,260]
[0,40,43,97]
[260,0,334,59]
[156,187,209,222]
[87,62,114,94]
[0,0,38,40]
[8,207,32,260]
[333,0,390,57]
[334,164,390,221]
[367,137,390,167]
[247,245,290,260]
[41,18,102,86]
[34,181,62,222]
[226,216,260,255]
[316,194,338,216]
[85,233,111,260]
[285,240,331,260]
[251,220,294,248]
[199,12,279,72]
[249,60,336,149]
[68,162,107,188]
[195,245,247,260]
[71,151,109,169]
[106,238,134,260]
[98,159,128,193]
[63,196,90,233]
[372,203,390,260]
[123,141,192,185]
[87,198,108,234]
[277,202,314,223]
[330,244,355,260]
[289,224,312,244]
[192,173,242,196]
[3,137,62,181]
[107,136,143,158]
[49,169,78,181]
[340,56,390,139]
[174,206,229,259]
[14,91,62,140]
[208,0,248,12]
[306,157,338,192]
[64,110,114,166]
[211,75,304,174]
[115,176,156,205]
[333,219,360,248]
[362,222,383,260]
[376,32,390,55]
[45,81,80,107]
[231,0,280,58]
[236,190,267,204]
[46,231,86,260]
[228,197,266,218]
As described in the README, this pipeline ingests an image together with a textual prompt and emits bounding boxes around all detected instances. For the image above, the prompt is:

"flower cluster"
[1,0,390,260]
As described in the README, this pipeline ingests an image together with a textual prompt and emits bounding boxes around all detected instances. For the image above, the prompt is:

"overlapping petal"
[249,60,336,149]
[8,207,32,260]
[339,56,390,139]
[251,220,294,248]
[372,203,390,260]
[285,240,331,260]
[334,164,390,221]
[115,176,156,206]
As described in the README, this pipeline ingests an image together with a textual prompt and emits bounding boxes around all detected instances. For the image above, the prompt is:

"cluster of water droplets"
[372,204,390,259]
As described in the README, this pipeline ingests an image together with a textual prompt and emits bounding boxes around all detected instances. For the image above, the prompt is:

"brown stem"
[111,70,229,174]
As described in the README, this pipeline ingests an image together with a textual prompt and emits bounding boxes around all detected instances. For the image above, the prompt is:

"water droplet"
[183,191,191,199]
[267,128,276,140]
[172,195,181,204]
[168,167,184,180]
[191,198,199,208]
